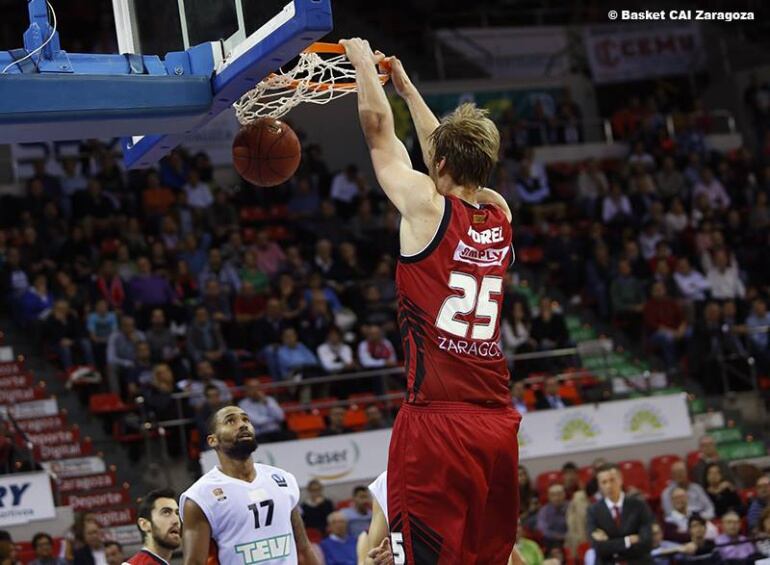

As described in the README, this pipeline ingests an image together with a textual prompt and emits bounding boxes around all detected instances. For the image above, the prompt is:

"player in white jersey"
[179,405,321,565]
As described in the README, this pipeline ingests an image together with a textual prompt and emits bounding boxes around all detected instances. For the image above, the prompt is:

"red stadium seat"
[686,450,702,472]
[287,413,325,438]
[523,388,537,410]
[336,499,352,509]
[306,528,323,544]
[558,381,582,405]
[536,470,564,503]
[649,454,682,494]
[343,408,367,430]
[89,393,133,415]
[618,460,650,494]
[578,466,594,486]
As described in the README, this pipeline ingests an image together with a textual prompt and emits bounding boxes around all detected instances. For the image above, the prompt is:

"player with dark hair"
[124,488,181,565]
[180,405,393,565]
[341,37,521,564]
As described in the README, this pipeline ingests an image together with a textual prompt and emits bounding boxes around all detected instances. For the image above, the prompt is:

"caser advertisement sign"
[0,472,56,527]
[201,429,387,486]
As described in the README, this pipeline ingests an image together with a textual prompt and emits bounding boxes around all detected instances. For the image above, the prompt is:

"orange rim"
[264,41,389,92]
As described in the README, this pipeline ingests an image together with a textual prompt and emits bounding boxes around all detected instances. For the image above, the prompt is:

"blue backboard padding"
[122,0,333,169]
[0,74,212,143]
[0,51,169,76]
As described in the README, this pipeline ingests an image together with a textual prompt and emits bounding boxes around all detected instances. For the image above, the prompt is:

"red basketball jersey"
[396,194,514,405]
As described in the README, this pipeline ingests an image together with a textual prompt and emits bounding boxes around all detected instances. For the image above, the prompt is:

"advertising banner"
[0,472,56,527]
[202,395,692,483]
[584,23,706,84]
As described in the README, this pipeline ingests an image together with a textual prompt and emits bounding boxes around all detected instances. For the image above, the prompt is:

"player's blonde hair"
[429,103,500,188]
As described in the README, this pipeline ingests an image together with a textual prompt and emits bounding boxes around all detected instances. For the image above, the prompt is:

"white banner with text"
[0,472,56,527]
[201,394,691,483]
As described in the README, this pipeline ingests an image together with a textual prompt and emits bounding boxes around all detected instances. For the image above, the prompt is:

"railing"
[665,109,738,137]
[127,341,675,461]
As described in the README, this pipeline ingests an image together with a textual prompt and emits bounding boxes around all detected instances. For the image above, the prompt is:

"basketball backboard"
[0,0,333,168]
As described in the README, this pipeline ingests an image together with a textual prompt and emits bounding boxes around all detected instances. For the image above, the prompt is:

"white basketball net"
[233,51,359,124]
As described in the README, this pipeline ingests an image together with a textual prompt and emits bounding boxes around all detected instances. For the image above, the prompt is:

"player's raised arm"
[387,56,439,170]
[181,499,212,565]
[340,38,438,220]
[291,508,321,565]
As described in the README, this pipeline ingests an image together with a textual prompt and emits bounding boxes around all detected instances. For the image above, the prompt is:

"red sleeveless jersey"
[396,194,514,405]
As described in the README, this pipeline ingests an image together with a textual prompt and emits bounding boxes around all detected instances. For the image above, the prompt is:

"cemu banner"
[0,472,56,527]
[584,23,706,84]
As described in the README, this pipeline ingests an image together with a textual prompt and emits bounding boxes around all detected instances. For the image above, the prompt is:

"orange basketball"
[232,117,301,187]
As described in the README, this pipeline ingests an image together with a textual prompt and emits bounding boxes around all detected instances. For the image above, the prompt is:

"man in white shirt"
[183,169,214,209]
[330,165,366,216]
[661,461,715,520]
[317,327,355,374]
[692,167,730,210]
[238,379,286,441]
[357,327,397,369]
[706,250,745,300]
[674,257,710,302]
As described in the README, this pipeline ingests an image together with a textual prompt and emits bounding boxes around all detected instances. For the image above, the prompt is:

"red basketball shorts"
[387,401,521,565]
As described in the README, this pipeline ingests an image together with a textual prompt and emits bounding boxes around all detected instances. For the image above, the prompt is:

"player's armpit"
[292,508,320,565]
[181,499,212,565]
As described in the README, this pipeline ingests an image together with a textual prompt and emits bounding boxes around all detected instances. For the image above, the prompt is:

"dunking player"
[124,488,181,565]
[341,38,522,564]
[179,405,392,565]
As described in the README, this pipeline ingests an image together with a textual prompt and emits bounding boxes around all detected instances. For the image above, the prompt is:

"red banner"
[0,361,25,376]
[37,440,92,461]
[21,429,80,447]
[15,414,67,433]
[90,507,136,527]
[0,373,32,389]
[62,489,131,512]
[57,471,117,494]
[0,387,45,405]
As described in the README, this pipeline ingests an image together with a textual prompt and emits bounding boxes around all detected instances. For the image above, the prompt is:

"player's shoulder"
[182,466,223,498]
[476,188,512,222]
[256,463,298,488]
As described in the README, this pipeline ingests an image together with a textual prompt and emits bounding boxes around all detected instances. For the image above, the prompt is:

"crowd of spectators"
[0,139,433,441]
[509,437,770,565]
[492,90,770,388]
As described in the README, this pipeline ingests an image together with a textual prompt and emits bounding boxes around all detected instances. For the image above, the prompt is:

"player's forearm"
[354,61,395,147]
[402,86,440,168]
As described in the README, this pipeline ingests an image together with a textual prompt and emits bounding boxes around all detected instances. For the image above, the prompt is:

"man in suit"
[73,519,106,565]
[535,377,573,410]
[587,462,654,564]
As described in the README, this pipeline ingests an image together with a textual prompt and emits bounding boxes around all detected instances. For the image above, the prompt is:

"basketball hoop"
[233,42,390,124]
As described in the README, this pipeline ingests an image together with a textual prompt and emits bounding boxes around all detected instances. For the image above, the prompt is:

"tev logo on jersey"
[235,535,292,564]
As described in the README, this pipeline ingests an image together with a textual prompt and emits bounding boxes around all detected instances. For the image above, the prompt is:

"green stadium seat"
[709,427,744,444]
[717,441,766,461]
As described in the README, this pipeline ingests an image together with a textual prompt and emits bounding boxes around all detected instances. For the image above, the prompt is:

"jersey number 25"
[436,273,503,340]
